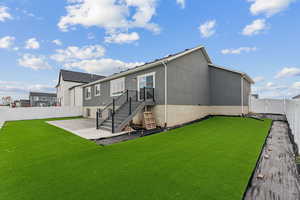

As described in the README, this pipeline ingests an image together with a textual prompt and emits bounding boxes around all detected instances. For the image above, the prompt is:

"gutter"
[241,76,244,115]
[162,61,168,127]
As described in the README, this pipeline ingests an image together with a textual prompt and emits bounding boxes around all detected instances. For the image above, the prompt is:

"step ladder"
[143,111,157,130]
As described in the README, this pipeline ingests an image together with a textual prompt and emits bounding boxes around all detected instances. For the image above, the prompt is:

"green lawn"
[0,117,271,200]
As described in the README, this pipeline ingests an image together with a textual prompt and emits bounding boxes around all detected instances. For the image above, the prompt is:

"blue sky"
[0,0,300,100]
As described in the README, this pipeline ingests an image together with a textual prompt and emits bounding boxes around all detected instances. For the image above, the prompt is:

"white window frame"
[95,84,101,96]
[110,77,125,97]
[137,72,156,100]
[85,87,92,100]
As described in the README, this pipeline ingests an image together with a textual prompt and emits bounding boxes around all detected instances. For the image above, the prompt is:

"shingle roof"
[29,92,57,97]
[57,70,105,87]
[293,95,300,99]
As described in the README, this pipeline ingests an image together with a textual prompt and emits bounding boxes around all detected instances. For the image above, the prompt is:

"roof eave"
[83,46,210,87]
[209,64,254,84]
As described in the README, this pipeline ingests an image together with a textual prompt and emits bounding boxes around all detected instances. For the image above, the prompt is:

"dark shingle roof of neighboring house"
[29,92,57,97]
[293,95,300,99]
[84,45,254,87]
[56,70,105,87]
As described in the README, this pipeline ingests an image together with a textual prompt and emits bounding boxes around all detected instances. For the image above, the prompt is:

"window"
[110,77,125,97]
[85,87,92,100]
[34,96,39,101]
[95,84,101,96]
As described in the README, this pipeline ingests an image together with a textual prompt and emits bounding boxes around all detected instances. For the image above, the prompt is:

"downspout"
[241,76,244,116]
[162,61,168,128]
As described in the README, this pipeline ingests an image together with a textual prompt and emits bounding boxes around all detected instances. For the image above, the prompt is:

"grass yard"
[0,117,271,200]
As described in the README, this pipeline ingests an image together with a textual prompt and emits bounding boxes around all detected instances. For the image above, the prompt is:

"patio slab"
[47,118,128,140]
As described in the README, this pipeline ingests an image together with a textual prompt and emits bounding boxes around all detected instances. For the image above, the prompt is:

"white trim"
[110,77,125,97]
[137,72,156,101]
[241,77,244,114]
[94,84,101,96]
[209,64,254,84]
[162,62,168,127]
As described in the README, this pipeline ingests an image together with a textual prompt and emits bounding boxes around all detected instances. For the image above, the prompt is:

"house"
[29,92,57,107]
[56,69,105,106]
[14,99,30,107]
[82,45,254,133]
[292,95,300,100]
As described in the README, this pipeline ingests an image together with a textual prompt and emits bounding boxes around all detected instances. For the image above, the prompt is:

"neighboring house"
[251,94,259,99]
[82,45,254,133]
[292,95,300,100]
[56,70,105,106]
[14,99,30,107]
[29,92,57,107]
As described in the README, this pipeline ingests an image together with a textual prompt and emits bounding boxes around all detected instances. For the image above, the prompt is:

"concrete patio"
[47,118,128,140]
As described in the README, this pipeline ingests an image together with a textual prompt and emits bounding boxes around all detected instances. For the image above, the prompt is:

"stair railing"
[96,88,155,132]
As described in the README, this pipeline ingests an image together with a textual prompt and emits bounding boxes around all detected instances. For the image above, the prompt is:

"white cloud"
[253,76,265,83]
[0,6,12,22]
[105,32,140,44]
[275,67,300,79]
[51,45,106,63]
[247,0,296,17]
[64,58,144,75]
[25,38,40,49]
[242,19,268,36]
[221,47,257,55]
[199,20,216,38]
[176,0,185,9]
[58,0,160,42]
[18,54,52,70]
[52,39,62,46]
[292,82,300,89]
[0,36,15,49]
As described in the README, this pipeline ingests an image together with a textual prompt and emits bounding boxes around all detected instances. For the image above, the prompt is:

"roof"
[69,84,85,90]
[84,45,212,87]
[208,64,254,84]
[29,92,57,97]
[56,70,105,87]
[292,95,300,99]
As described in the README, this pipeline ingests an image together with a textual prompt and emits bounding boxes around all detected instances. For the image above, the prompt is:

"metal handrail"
[96,88,156,131]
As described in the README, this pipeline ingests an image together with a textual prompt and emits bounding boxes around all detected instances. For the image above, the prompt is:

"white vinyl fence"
[250,98,300,146]
[285,100,300,146]
[0,106,82,128]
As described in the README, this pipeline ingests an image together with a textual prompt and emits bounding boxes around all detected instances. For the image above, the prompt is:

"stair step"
[99,126,112,132]
[102,122,122,126]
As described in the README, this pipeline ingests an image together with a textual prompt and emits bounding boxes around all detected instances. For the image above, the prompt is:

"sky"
[0,0,300,100]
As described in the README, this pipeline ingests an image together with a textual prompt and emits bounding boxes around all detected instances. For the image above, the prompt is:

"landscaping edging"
[243,115,300,200]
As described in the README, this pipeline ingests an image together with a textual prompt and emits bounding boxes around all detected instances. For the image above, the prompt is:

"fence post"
[152,88,155,102]
[129,97,132,115]
[96,109,99,129]
[112,99,115,133]
[144,87,146,101]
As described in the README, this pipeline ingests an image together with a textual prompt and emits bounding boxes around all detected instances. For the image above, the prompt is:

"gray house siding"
[167,49,210,105]
[83,48,212,107]
[83,48,251,108]
[209,67,251,106]
[83,65,166,107]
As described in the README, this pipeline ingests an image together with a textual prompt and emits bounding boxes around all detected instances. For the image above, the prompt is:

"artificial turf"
[0,116,271,200]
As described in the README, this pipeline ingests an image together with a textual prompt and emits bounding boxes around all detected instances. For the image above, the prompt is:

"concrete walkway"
[47,118,128,140]
[244,118,300,199]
